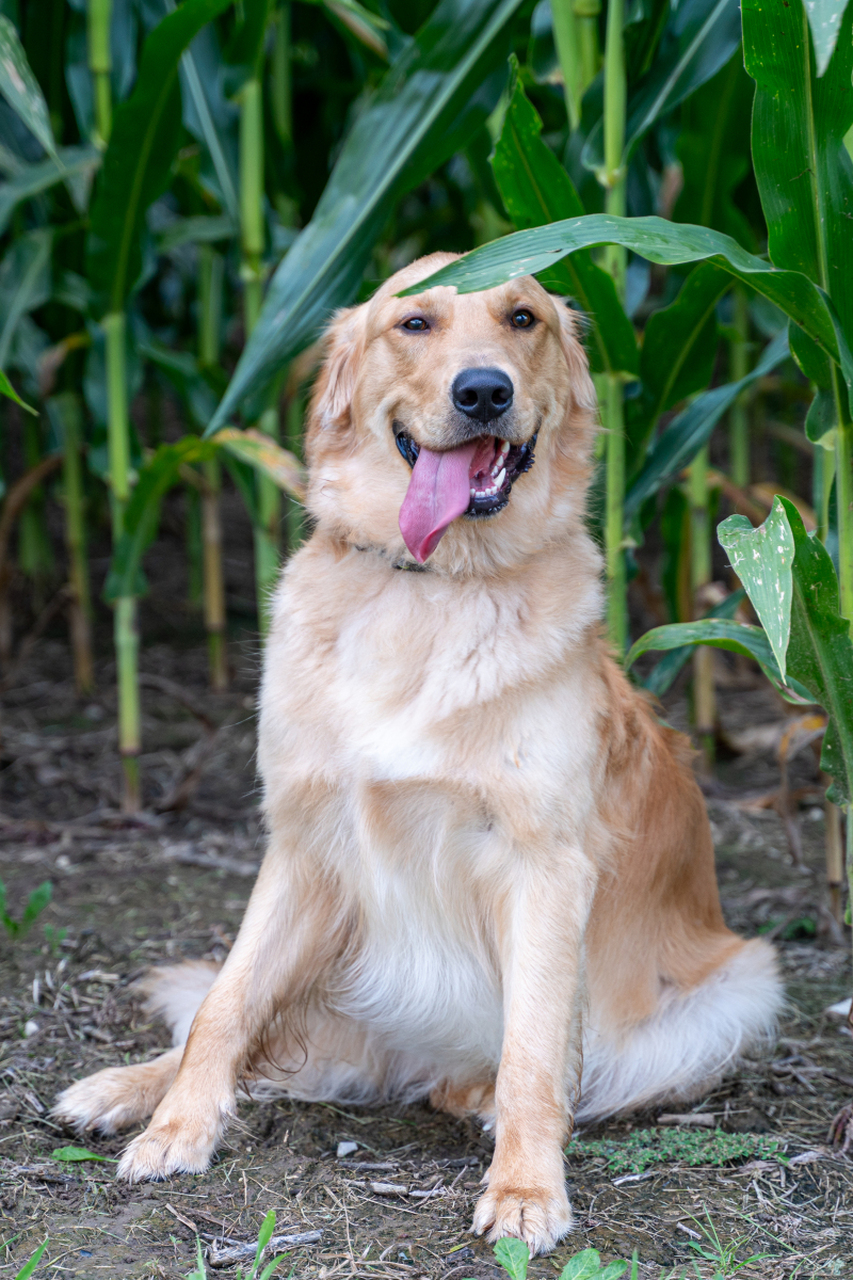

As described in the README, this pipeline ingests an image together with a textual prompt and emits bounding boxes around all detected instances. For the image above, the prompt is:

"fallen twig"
[206,1228,322,1268]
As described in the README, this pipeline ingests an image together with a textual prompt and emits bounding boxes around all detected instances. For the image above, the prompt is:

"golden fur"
[55,256,781,1254]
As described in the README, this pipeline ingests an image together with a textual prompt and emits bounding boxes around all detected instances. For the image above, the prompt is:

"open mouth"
[393,426,536,519]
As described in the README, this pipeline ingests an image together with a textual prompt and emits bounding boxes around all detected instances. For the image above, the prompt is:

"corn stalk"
[240,74,280,635]
[600,0,627,654]
[198,244,228,689]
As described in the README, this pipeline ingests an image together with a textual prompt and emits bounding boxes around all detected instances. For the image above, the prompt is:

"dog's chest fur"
[258,540,603,1069]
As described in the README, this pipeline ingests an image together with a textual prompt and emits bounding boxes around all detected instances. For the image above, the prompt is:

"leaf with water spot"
[803,0,852,76]
[0,16,57,157]
[718,500,794,682]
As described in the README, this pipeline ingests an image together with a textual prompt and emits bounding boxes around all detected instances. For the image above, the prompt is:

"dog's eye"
[401,317,429,332]
[510,310,535,329]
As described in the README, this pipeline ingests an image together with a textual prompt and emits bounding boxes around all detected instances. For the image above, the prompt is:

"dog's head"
[305,253,597,573]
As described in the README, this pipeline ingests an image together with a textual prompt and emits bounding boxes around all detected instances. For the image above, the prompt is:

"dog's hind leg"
[117,842,343,1182]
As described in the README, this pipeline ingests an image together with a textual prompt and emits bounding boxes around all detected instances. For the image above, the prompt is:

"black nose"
[451,367,514,422]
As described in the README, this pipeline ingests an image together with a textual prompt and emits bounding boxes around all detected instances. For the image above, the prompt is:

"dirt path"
[1,640,851,1279]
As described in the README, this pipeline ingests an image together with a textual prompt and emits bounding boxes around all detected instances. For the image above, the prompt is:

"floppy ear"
[556,300,596,414]
[308,305,367,433]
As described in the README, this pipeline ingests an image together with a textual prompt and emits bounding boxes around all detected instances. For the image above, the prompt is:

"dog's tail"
[577,936,782,1122]
[137,960,222,1046]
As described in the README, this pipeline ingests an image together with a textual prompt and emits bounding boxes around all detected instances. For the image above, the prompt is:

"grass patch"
[568,1127,783,1175]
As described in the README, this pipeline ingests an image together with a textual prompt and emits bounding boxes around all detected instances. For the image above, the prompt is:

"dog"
[55,255,781,1254]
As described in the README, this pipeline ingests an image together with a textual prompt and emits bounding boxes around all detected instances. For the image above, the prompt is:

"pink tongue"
[399,441,479,563]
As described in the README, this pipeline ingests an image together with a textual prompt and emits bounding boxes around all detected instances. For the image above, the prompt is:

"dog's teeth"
[493,467,506,488]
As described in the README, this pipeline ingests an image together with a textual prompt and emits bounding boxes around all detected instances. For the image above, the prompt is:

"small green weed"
[568,1127,782,1175]
[491,1237,627,1280]
[43,923,68,954]
[51,1145,117,1164]
[12,1238,48,1280]
[186,1210,290,1280]
[0,880,52,941]
[684,1207,772,1278]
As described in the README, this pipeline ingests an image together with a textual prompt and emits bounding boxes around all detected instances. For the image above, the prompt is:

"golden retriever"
[55,255,781,1254]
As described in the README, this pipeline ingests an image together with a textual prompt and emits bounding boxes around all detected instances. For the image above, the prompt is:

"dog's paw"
[472,1179,573,1256]
[54,1068,151,1135]
[117,1106,224,1182]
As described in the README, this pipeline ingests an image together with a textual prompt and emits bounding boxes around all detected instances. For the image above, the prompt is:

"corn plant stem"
[198,245,228,689]
[272,3,293,148]
[599,0,627,653]
[60,394,94,695]
[689,444,715,769]
[834,395,853,632]
[19,415,53,595]
[87,0,112,146]
[603,376,626,654]
[811,422,843,911]
[824,788,844,924]
[198,245,223,369]
[575,0,601,91]
[240,76,280,636]
[103,310,141,811]
[729,287,750,489]
[202,456,228,690]
[551,0,583,132]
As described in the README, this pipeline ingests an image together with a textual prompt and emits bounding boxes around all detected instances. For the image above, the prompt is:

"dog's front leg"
[118,847,339,1182]
[473,851,597,1255]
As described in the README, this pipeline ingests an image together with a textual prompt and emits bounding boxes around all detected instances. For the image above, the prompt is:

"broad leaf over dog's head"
[305,253,596,573]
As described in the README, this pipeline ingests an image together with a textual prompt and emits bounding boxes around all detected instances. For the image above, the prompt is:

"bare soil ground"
[1,630,851,1280]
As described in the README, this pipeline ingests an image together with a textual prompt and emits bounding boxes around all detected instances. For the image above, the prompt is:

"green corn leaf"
[0,368,36,415]
[718,503,794,680]
[0,146,100,238]
[743,0,853,343]
[0,16,57,157]
[674,54,758,249]
[157,215,237,254]
[628,261,729,465]
[402,215,853,413]
[583,0,742,176]
[51,1145,117,1163]
[493,1237,529,1280]
[205,0,526,436]
[491,62,637,377]
[625,617,814,704]
[104,437,217,603]
[802,0,853,76]
[320,0,390,59]
[165,0,241,223]
[15,1238,48,1280]
[87,0,232,316]
[624,329,789,522]
[0,229,53,370]
[105,433,304,602]
[216,429,306,502]
[639,590,745,698]
[137,340,218,429]
[719,497,853,807]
